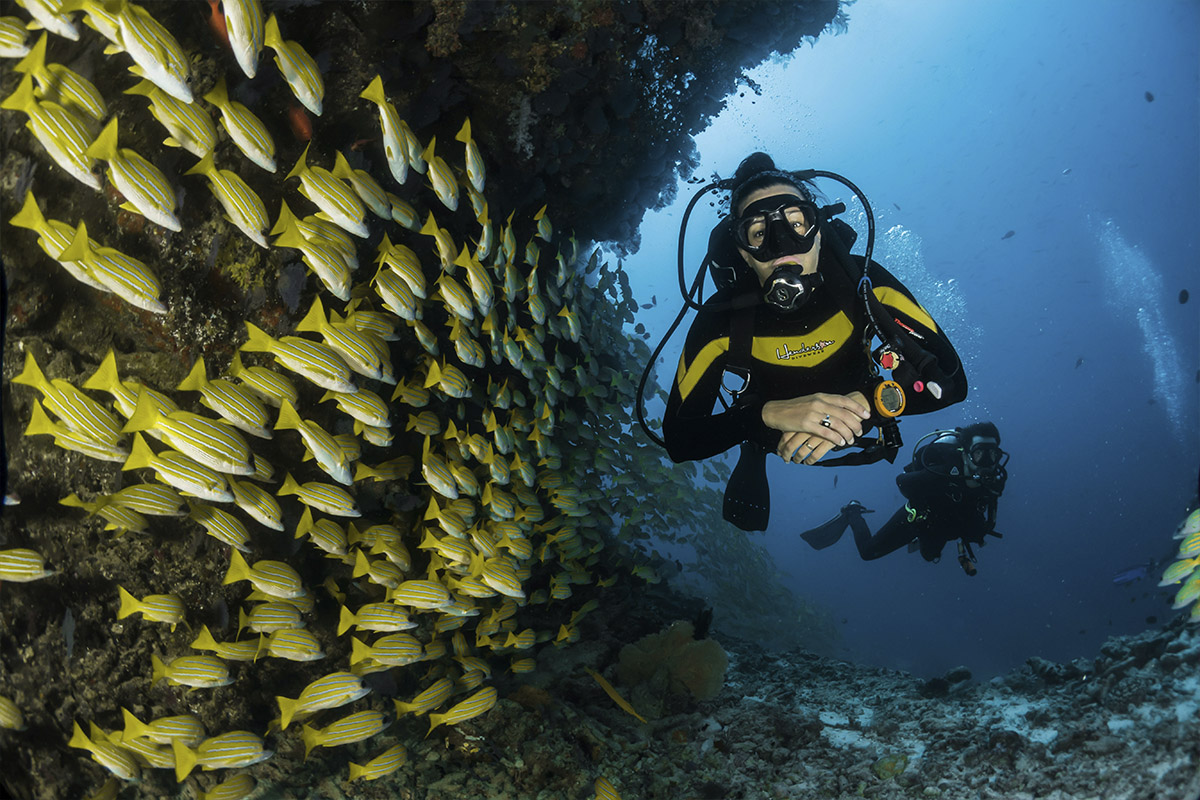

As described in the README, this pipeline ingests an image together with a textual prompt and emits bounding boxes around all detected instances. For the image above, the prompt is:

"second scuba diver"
[660,153,967,530]
[801,422,1010,575]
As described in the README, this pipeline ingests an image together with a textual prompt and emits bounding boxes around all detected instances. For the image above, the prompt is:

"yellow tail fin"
[116,586,141,620]
[9,190,48,233]
[175,358,209,392]
[358,74,386,106]
[84,116,120,162]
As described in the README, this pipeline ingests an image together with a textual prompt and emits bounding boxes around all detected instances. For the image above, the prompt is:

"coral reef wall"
[0,2,841,799]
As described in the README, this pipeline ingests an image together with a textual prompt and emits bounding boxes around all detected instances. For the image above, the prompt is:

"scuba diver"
[800,422,1009,575]
[653,152,967,530]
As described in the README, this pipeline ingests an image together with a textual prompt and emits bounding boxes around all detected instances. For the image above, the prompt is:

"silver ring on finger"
[821,414,832,428]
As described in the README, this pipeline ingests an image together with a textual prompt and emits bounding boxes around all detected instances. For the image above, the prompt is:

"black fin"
[723,442,770,531]
[800,510,852,550]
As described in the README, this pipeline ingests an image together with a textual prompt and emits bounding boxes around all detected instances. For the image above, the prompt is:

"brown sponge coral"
[616,621,728,701]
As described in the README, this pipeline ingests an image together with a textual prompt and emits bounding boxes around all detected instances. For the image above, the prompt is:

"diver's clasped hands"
[762,392,871,465]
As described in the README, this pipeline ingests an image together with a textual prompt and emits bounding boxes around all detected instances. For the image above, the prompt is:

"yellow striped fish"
[242,322,356,395]
[296,297,393,383]
[221,0,264,79]
[228,352,299,408]
[301,710,388,756]
[455,117,485,194]
[376,233,428,298]
[120,709,204,747]
[359,75,409,185]
[107,483,184,517]
[263,13,322,115]
[83,349,179,421]
[111,0,191,102]
[117,586,184,630]
[421,436,459,500]
[333,151,390,218]
[295,507,348,556]
[322,388,389,428]
[0,17,31,58]
[85,117,181,231]
[223,550,306,599]
[184,152,270,248]
[393,677,453,716]
[189,625,261,662]
[453,246,495,317]
[595,777,622,800]
[124,79,217,158]
[60,493,147,533]
[337,603,414,635]
[177,358,271,439]
[388,578,452,610]
[419,211,457,269]
[68,722,140,781]
[0,72,99,190]
[261,627,325,662]
[14,351,123,448]
[420,135,458,211]
[424,359,473,399]
[228,478,282,531]
[350,633,423,666]
[58,222,166,314]
[275,400,353,486]
[188,500,252,552]
[276,671,369,730]
[203,76,276,172]
[436,272,474,322]
[238,601,302,635]
[151,653,231,689]
[122,434,232,503]
[271,215,352,300]
[279,473,359,518]
[351,550,403,589]
[7,190,106,290]
[284,143,369,238]
[349,742,406,782]
[427,686,497,736]
[172,731,273,781]
[25,400,128,463]
[199,773,255,800]
[16,33,106,121]
[0,548,54,582]
[121,391,253,477]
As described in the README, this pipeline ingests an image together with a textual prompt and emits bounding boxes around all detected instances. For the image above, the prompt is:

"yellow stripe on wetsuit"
[873,286,938,333]
[675,313,855,402]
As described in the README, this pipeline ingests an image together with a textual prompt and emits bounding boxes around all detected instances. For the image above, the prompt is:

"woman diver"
[657,152,967,530]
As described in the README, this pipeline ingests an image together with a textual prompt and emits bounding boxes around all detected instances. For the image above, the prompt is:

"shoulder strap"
[721,292,760,404]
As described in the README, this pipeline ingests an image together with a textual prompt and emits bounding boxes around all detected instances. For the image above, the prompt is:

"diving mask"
[733,195,819,260]
[964,436,1008,484]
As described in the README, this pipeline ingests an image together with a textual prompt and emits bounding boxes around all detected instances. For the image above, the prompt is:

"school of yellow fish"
[0,1,695,796]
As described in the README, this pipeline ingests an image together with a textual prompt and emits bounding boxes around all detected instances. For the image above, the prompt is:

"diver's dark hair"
[959,421,1001,444]
[729,152,816,214]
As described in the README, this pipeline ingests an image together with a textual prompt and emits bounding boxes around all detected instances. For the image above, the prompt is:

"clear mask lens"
[735,198,817,257]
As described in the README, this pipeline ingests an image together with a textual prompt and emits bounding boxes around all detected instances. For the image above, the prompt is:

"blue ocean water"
[622,0,1199,678]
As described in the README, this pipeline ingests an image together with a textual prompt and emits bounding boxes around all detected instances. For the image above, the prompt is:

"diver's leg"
[853,506,915,561]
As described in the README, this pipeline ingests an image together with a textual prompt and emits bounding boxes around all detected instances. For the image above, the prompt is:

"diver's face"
[735,184,821,286]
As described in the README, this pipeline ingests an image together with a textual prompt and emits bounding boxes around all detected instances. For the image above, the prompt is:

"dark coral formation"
[0,2,843,799]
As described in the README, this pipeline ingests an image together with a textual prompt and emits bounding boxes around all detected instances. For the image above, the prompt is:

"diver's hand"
[763,392,871,465]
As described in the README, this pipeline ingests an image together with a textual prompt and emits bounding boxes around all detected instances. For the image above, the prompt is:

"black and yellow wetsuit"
[662,251,966,463]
